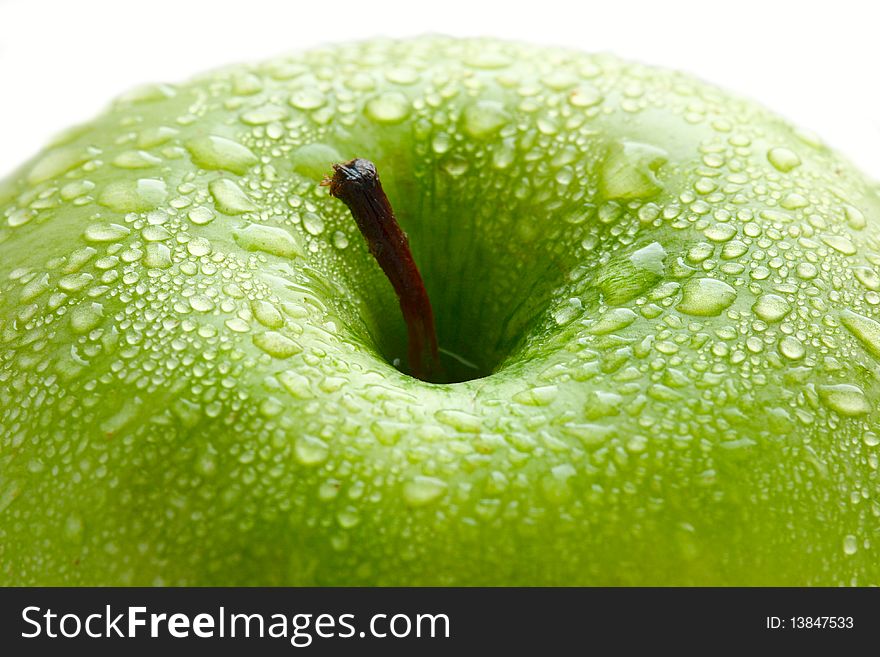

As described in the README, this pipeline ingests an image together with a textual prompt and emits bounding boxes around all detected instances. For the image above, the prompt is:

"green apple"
[1,36,878,586]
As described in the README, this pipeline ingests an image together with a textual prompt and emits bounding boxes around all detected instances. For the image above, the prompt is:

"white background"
[0,0,878,180]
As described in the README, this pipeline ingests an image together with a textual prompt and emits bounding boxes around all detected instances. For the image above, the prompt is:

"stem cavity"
[323,158,441,382]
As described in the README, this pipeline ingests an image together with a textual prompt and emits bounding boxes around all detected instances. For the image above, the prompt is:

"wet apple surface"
[1,37,878,585]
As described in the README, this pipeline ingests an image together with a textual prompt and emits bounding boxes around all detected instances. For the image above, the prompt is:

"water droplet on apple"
[251,300,284,328]
[63,514,84,542]
[821,235,856,255]
[752,294,790,323]
[144,243,172,268]
[185,135,258,175]
[289,88,326,110]
[189,295,214,312]
[27,146,91,184]
[364,92,410,124]
[253,331,302,358]
[337,508,360,528]
[818,384,871,417]
[58,272,93,293]
[840,309,880,359]
[7,209,34,227]
[767,147,801,172]
[461,100,509,139]
[294,435,329,465]
[186,237,212,257]
[434,409,481,433]
[778,336,805,360]
[843,534,858,555]
[676,277,737,316]
[402,475,447,506]
[187,206,215,225]
[70,302,103,334]
[588,308,637,335]
[704,223,737,242]
[568,85,602,107]
[98,178,167,212]
[233,223,302,258]
[302,212,325,236]
[112,150,162,169]
[209,178,256,215]
[512,384,558,406]
[241,104,288,125]
[600,140,668,200]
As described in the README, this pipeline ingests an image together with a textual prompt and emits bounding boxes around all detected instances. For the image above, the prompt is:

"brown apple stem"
[323,158,440,381]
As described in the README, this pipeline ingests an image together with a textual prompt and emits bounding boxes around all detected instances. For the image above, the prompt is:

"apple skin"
[1,36,879,586]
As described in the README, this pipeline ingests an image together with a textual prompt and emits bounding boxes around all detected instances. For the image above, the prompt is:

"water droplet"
[291,143,343,181]
[542,464,576,503]
[83,221,129,244]
[780,192,808,210]
[434,409,481,433]
[251,299,284,328]
[600,141,668,200]
[185,135,258,175]
[818,384,871,417]
[843,534,858,555]
[704,223,737,242]
[302,212,325,236]
[20,273,50,302]
[402,476,447,507]
[721,240,748,260]
[232,73,263,95]
[70,302,104,334]
[142,225,171,241]
[364,92,410,124]
[589,308,637,334]
[779,336,805,360]
[98,178,167,212]
[137,125,178,148]
[289,88,326,110]
[569,85,603,107]
[233,223,302,258]
[112,150,162,169]
[294,435,329,465]
[821,235,856,255]
[7,209,33,227]
[752,294,790,323]
[58,272,93,292]
[189,295,215,312]
[225,317,250,333]
[597,242,666,305]
[767,147,801,172]
[840,309,880,359]
[184,236,210,257]
[63,514,84,542]
[253,330,302,358]
[561,422,615,446]
[188,206,215,225]
[144,243,172,268]
[209,178,256,214]
[337,508,360,528]
[100,397,142,436]
[241,104,288,125]
[512,384,559,406]
[27,146,90,184]
[279,370,313,399]
[461,100,509,139]
[796,262,818,280]
[676,278,737,316]
[844,204,866,230]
